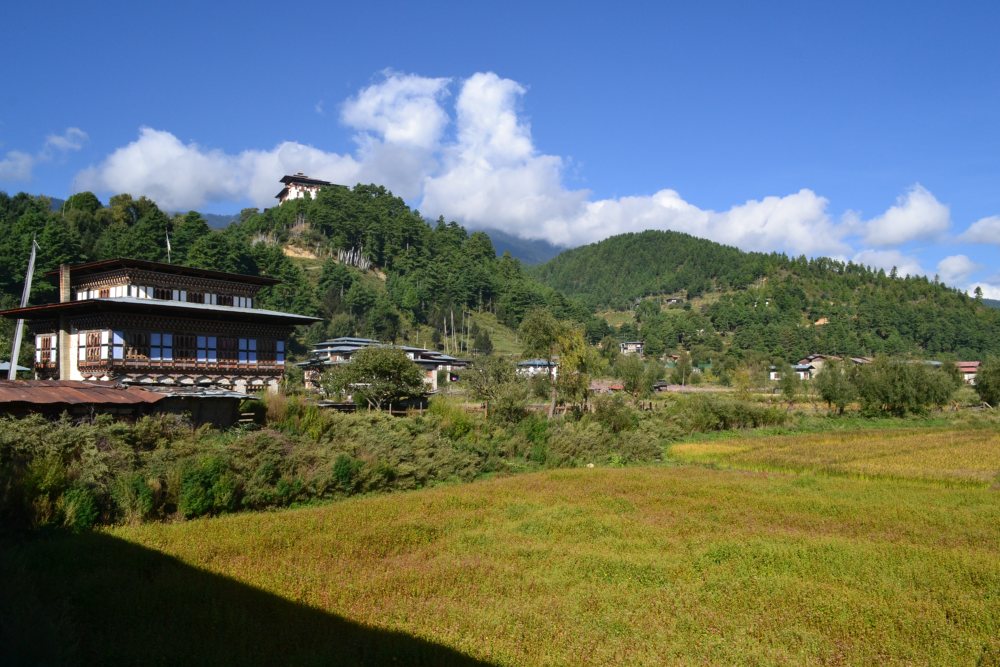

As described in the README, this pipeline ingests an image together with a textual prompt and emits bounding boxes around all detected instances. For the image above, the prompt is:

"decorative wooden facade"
[0,259,319,393]
[275,172,344,205]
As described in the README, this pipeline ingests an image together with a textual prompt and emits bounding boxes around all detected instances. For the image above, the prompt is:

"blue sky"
[2,1,998,294]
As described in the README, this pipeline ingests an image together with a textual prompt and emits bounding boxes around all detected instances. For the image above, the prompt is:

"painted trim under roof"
[44,258,279,286]
[0,297,320,325]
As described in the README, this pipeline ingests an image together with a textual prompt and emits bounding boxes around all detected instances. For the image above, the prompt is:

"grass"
[4,424,1000,665]
[670,424,1000,485]
[468,311,523,357]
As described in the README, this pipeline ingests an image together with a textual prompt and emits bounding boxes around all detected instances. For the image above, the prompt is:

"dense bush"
[3,386,852,533]
[663,395,789,433]
[975,357,1000,407]
[852,358,958,416]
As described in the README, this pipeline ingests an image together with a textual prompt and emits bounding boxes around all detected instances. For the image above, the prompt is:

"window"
[153,287,172,300]
[35,335,55,364]
[79,331,103,363]
[174,333,196,362]
[111,331,124,360]
[150,333,173,362]
[125,331,150,360]
[196,335,217,363]
[238,338,256,364]
[258,339,284,365]
[219,337,238,363]
[98,288,110,298]
[217,294,234,307]
[187,292,205,304]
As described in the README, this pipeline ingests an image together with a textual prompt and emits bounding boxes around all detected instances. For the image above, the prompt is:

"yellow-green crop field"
[671,425,1000,485]
[4,425,1000,665]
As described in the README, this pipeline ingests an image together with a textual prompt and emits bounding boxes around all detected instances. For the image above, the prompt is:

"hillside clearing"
[4,429,999,665]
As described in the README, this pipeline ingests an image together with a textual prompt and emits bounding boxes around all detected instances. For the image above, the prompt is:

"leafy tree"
[779,363,802,404]
[670,352,693,385]
[518,309,565,417]
[975,357,1000,407]
[555,327,604,412]
[321,347,424,410]
[852,357,958,416]
[464,356,525,421]
[815,361,856,414]
[615,354,647,398]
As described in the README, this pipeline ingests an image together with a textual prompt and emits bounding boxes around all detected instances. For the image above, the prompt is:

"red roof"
[956,361,981,371]
[0,380,166,406]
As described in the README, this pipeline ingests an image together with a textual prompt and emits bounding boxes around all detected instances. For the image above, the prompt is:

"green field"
[4,425,1000,665]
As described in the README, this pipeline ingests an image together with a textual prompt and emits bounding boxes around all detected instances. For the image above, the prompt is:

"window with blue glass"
[197,336,217,363]
[238,338,256,364]
[150,333,173,361]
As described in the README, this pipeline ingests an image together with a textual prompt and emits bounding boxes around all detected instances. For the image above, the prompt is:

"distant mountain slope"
[985,298,1000,310]
[480,228,566,265]
[532,229,1000,359]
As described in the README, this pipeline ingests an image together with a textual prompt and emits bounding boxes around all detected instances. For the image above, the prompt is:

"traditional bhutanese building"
[275,172,342,205]
[0,259,319,394]
[300,337,468,393]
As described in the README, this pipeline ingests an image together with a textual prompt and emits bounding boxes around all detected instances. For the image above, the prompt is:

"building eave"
[0,297,320,325]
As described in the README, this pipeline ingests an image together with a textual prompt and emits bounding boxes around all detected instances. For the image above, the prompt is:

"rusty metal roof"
[0,380,166,405]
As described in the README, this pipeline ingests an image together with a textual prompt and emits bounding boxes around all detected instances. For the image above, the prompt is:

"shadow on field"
[0,531,494,666]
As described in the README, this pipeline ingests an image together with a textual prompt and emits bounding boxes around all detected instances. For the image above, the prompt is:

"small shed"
[0,380,165,420]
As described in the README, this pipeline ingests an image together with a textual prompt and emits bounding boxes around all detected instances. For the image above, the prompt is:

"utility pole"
[8,237,39,380]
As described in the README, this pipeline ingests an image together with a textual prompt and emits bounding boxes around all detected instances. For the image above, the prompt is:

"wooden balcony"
[77,359,285,375]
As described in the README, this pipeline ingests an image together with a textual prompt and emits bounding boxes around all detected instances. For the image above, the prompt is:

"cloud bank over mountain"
[72,70,993,287]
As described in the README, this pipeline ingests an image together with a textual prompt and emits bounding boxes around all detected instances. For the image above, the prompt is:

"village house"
[0,259,319,395]
[620,341,644,356]
[956,361,980,385]
[516,358,558,379]
[300,336,467,392]
[275,172,343,205]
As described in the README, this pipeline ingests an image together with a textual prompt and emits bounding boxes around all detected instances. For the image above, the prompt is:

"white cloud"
[75,128,360,211]
[852,249,925,277]
[936,254,977,286]
[420,72,850,255]
[0,127,87,182]
[0,150,35,181]
[341,71,450,149]
[959,215,1000,245]
[70,70,956,261]
[863,184,950,246]
[968,281,1000,300]
[44,127,88,153]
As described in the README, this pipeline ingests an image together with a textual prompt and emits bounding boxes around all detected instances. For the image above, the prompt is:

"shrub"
[179,456,239,518]
[853,358,959,416]
[975,357,1000,407]
[332,454,363,492]
[667,395,788,433]
[60,486,98,532]
[111,473,155,524]
[591,395,639,433]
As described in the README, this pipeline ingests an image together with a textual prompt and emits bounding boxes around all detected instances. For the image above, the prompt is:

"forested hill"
[531,229,1000,360]
[0,188,594,360]
[531,230,779,309]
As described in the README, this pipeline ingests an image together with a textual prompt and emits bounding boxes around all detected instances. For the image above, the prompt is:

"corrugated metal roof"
[0,361,31,372]
[0,380,166,405]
